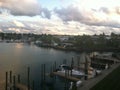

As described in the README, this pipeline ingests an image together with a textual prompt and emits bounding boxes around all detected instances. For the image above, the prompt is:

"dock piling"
[71,57,74,76]
[27,67,30,90]
[13,75,16,90]
[5,72,8,90]
[18,74,21,83]
[32,80,34,90]
[84,56,88,80]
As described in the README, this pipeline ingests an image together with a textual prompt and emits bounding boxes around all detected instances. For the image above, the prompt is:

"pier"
[16,83,32,90]
[91,57,120,64]
[1,54,119,90]
[51,72,80,82]
[79,63,120,90]
[4,68,33,90]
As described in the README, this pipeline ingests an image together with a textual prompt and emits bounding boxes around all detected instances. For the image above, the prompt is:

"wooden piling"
[64,70,67,90]
[10,71,12,83]
[84,56,88,80]
[71,57,74,76]
[13,75,16,90]
[18,74,21,83]
[54,62,57,81]
[9,71,12,90]
[5,72,8,90]
[32,80,34,90]
[27,67,30,90]
[41,64,43,83]
[54,61,56,71]
[43,64,46,83]
[40,64,46,90]
[77,56,80,68]
[43,64,46,90]
[72,82,77,90]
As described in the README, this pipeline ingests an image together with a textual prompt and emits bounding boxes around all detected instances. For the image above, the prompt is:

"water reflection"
[15,43,23,49]
[0,43,80,90]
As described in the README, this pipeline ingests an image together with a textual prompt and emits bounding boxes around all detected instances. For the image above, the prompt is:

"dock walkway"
[51,72,80,82]
[78,63,120,90]
[0,82,30,90]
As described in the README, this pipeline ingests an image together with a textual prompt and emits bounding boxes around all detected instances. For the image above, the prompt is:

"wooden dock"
[91,62,106,66]
[51,72,80,82]
[91,57,120,64]
[0,82,31,90]
[16,83,32,90]
[73,66,93,71]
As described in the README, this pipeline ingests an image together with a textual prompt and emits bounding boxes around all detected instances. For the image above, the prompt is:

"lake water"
[0,43,82,90]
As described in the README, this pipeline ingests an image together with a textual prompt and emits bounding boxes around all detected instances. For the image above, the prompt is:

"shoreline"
[36,44,120,53]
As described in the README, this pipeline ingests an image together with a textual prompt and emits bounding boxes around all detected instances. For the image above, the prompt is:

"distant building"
[54,35,73,42]
[35,40,42,44]
[105,36,111,40]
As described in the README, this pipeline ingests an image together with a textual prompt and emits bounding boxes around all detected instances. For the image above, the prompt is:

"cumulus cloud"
[0,17,120,35]
[41,8,51,19]
[13,20,25,27]
[0,0,41,16]
[54,6,83,21]
[115,7,120,15]
[99,7,110,14]
[54,5,120,28]
[0,0,120,35]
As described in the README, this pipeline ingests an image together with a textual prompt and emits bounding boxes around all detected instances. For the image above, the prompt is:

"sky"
[0,0,120,35]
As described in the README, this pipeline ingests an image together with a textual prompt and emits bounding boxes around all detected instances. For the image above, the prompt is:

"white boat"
[57,64,85,77]
[57,64,102,78]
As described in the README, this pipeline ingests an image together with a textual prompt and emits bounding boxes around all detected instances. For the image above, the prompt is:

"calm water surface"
[0,43,81,90]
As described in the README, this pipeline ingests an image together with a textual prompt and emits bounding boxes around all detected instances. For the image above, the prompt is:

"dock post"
[84,56,88,80]
[5,72,8,90]
[43,64,46,90]
[9,71,12,90]
[32,80,34,90]
[13,75,16,90]
[72,82,77,90]
[10,71,12,83]
[18,74,21,83]
[77,56,80,69]
[64,70,67,90]
[43,64,46,83]
[54,61,56,70]
[54,61,57,81]
[71,57,74,76]
[41,64,43,83]
[27,67,30,90]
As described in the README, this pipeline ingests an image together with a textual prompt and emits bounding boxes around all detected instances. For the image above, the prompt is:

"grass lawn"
[90,65,120,90]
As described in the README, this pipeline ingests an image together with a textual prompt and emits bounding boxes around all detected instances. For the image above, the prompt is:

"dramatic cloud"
[99,7,110,14]
[0,0,120,35]
[54,6,83,21]
[54,5,120,28]
[41,8,51,19]
[0,0,41,16]
[115,7,120,15]
[13,20,25,27]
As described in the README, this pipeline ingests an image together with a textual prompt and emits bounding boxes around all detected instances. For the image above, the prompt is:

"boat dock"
[91,57,120,64]
[79,63,120,90]
[4,68,33,90]
[51,72,80,82]
[16,83,32,90]
[0,82,31,90]
[2,54,119,90]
